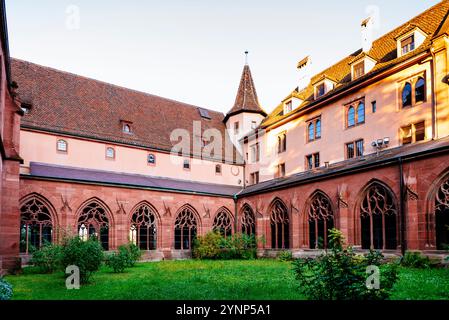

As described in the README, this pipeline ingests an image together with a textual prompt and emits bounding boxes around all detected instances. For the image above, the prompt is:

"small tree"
[293,229,398,300]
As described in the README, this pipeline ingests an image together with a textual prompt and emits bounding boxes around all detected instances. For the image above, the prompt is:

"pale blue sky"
[6,0,440,114]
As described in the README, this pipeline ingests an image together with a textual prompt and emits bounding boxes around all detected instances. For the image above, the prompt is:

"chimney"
[361,17,373,53]
[297,56,312,92]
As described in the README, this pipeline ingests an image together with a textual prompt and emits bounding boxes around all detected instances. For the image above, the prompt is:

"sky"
[6,0,440,114]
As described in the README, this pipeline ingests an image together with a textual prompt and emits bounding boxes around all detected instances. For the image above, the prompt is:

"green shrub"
[293,229,398,300]
[105,251,128,273]
[118,243,142,267]
[60,237,104,284]
[0,277,13,300]
[193,232,258,260]
[401,252,431,269]
[30,243,63,274]
[278,250,293,262]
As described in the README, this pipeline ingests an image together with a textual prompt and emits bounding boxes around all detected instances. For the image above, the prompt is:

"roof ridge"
[11,57,224,116]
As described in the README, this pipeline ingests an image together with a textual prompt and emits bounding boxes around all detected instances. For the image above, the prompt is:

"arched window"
[57,139,68,153]
[106,147,115,159]
[347,106,355,127]
[357,103,365,124]
[360,183,398,250]
[174,206,197,250]
[307,192,334,249]
[402,82,412,107]
[435,178,449,250]
[315,119,321,139]
[415,77,425,103]
[241,205,256,236]
[213,208,233,237]
[308,122,315,142]
[77,201,110,250]
[270,199,289,249]
[20,196,54,253]
[123,124,131,133]
[130,203,158,250]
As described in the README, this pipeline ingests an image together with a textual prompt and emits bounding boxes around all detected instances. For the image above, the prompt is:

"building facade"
[2,1,449,272]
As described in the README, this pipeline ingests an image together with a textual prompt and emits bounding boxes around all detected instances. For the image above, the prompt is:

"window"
[123,123,131,134]
[346,139,364,159]
[241,204,256,236]
[250,143,260,163]
[250,172,259,185]
[401,34,415,55]
[215,164,222,175]
[305,153,320,170]
[284,101,293,114]
[435,176,449,249]
[415,77,425,103]
[401,121,425,145]
[402,82,412,108]
[277,132,287,154]
[106,147,115,159]
[130,203,158,250]
[276,163,286,178]
[353,61,365,79]
[57,139,68,153]
[183,159,191,170]
[316,83,325,98]
[251,121,257,129]
[21,103,32,114]
[174,206,197,250]
[307,191,334,249]
[78,201,110,250]
[213,208,233,237]
[234,122,240,135]
[307,117,321,142]
[372,101,377,113]
[360,182,398,250]
[147,154,156,165]
[346,102,364,128]
[270,199,289,249]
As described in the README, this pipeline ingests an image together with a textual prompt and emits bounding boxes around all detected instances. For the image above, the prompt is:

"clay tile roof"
[224,64,266,122]
[12,59,242,163]
[261,0,449,128]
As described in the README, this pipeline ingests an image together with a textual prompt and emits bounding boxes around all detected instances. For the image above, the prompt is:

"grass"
[5,259,449,300]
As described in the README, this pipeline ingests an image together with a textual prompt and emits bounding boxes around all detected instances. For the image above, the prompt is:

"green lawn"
[5,260,449,300]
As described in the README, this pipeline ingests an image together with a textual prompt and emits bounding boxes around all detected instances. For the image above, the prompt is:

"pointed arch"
[19,193,57,254]
[305,190,335,249]
[75,197,113,250]
[357,180,399,250]
[129,201,160,250]
[174,204,199,250]
[212,207,234,237]
[240,203,256,236]
[269,198,290,249]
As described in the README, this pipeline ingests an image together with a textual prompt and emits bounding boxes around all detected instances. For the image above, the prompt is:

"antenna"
[245,51,249,65]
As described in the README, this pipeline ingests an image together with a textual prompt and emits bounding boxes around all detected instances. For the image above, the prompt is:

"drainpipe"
[430,48,437,140]
[399,157,407,256]
[233,194,238,234]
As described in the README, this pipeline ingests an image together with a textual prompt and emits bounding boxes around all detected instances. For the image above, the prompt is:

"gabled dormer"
[350,54,377,80]
[312,75,336,99]
[395,26,427,57]
[282,92,303,115]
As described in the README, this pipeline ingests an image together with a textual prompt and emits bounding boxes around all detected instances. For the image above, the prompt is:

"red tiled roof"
[262,0,449,128]
[224,64,266,122]
[12,59,241,163]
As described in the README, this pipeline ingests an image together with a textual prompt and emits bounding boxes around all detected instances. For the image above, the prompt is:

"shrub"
[193,232,258,260]
[60,237,104,284]
[293,229,398,300]
[119,243,142,267]
[105,251,128,273]
[30,243,63,273]
[0,277,13,301]
[278,250,293,262]
[401,252,431,269]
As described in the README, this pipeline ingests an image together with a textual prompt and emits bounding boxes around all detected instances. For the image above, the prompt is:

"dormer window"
[123,124,131,133]
[21,103,32,114]
[284,100,293,114]
[353,62,365,79]
[401,35,415,55]
[316,83,325,98]
[313,78,335,99]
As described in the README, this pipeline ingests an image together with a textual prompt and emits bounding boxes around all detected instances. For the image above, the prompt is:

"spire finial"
[245,51,249,65]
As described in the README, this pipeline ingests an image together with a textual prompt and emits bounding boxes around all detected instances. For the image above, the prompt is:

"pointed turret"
[224,53,266,123]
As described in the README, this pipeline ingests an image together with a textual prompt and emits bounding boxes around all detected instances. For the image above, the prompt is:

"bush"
[278,250,293,262]
[105,251,128,273]
[293,229,398,300]
[401,251,431,269]
[60,237,104,284]
[119,243,141,267]
[193,232,258,260]
[0,277,13,301]
[30,244,63,273]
